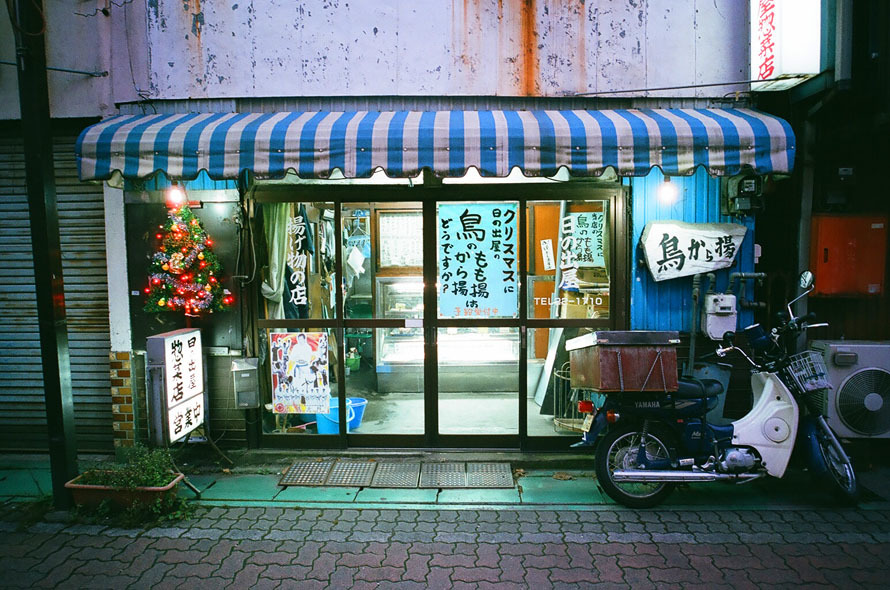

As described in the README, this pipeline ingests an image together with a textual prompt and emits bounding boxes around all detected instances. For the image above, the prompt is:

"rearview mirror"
[799,270,814,290]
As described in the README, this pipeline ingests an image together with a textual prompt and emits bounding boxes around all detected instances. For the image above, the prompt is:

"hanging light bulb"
[165,183,187,209]
[657,176,679,203]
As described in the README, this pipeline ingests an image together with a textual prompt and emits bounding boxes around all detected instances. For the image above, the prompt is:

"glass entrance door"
[253,183,626,449]
[341,203,426,437]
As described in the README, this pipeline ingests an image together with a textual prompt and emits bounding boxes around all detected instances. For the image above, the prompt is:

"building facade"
[3,1,885,453]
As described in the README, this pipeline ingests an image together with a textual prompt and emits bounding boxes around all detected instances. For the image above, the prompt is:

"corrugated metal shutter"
[0,135,112,452]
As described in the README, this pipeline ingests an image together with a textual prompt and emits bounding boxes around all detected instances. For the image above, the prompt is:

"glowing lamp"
[165,184,187,209]
[657,176,679,203]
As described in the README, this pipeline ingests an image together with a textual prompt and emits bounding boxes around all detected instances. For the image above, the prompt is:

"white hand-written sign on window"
[439,203,518,318]
[569,212,605,268]
[286,214,308,306]
[640,221,747,282]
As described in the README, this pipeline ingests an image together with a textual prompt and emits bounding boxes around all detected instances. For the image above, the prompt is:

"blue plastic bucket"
[347,397,368,430]
[316,399,355,434]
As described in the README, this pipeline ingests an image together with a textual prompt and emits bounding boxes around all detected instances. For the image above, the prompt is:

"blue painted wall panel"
[629,169,755,333]
[126,170,238,192]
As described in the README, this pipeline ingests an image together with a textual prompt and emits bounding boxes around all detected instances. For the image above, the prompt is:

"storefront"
[76,108,795,451]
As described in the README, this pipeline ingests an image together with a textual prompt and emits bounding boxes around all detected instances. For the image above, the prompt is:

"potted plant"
[65,445,184,509]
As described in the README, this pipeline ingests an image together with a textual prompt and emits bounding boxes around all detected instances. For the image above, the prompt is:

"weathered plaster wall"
[145,0,749,100]
[0,0,749,120]
[1,0,117,120]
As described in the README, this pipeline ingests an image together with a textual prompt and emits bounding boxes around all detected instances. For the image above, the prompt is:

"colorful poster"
[269,332,330,414]
[438,203,518,318]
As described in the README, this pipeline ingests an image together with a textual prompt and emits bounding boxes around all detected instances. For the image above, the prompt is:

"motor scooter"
[580,271,858,508]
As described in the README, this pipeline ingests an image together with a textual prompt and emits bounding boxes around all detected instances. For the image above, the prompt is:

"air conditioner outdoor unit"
[810,341,890,439]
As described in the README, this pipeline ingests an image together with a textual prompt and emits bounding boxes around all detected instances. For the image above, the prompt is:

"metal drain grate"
[370,462,421,488]
[420,462,466,488]
[325,461,377,487]
[279,461,335,486]
[466,462,514,488]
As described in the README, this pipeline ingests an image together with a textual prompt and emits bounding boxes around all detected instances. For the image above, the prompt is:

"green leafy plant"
[77,445,178,489]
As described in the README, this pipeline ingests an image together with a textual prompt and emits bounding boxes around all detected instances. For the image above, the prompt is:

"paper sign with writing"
[640,221,747,282]
[439,203,518,318]
[568,212,606,268]
[269,332,330,414]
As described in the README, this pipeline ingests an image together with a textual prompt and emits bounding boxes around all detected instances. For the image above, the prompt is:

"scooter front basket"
[783,350,833,395]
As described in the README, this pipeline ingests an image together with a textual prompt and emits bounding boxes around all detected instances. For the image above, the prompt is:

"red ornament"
[144,287,150,294]
[155,233,163,240]
[152,278,160,285]
[206,239,213,246]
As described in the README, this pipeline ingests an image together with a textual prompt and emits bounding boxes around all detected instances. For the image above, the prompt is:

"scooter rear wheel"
[813,421,859,504]
[594,424,676,509]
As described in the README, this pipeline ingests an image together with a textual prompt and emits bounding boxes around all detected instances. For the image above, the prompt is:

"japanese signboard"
[146,328,204,443]
[286,206,311,307]
[438,203,518,318]
[269,332,330,414]
[568,212,606,268]
[750,0,820,91]
[640,221,747,282]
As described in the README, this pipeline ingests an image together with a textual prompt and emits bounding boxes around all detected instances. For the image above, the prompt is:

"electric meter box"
[231,358,260,409]
[701,293,738,341]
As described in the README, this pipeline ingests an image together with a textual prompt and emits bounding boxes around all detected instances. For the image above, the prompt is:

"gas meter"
[701,293,738,341]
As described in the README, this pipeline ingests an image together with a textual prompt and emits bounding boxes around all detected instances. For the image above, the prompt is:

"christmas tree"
[144,204,233,316]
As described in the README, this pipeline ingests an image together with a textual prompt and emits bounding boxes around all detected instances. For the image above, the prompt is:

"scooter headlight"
[743,323,770,351]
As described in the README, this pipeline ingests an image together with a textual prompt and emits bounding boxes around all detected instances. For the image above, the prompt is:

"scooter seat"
[674,377,723,399]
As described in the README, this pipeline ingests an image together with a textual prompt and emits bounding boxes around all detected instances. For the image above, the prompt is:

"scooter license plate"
[581,413,595,432]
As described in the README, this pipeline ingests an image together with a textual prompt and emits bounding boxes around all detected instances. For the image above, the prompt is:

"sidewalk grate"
[279,460,335,486]
[279,460,515,489]
[420,462,466,488]
[466,462,514,488]
[370,462,420,488]
[325,461,377,487]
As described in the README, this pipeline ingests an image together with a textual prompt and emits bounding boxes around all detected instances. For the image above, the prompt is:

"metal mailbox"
[566,331,680,392]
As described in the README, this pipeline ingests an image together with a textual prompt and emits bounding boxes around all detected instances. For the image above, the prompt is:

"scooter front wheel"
[594,424,676,509]
[813,420,859,504]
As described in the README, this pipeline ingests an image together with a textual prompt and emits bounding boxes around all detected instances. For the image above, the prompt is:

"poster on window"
[438,203,518,318]
[640,221,747,282]
[568,212,606,268]
[269,332,330,414]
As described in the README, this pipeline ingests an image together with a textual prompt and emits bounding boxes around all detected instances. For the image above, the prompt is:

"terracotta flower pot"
[64,472,185,509]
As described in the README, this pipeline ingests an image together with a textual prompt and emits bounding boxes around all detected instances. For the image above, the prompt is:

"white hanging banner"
[640,221,747,282]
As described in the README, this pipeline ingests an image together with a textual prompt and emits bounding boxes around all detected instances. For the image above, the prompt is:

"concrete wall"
[0,0,750,119]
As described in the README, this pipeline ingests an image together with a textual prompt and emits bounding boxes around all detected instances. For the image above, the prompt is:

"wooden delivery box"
[566,331,680,392]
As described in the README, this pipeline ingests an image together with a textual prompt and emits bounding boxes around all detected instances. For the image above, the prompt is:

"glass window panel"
[526,327,592,437]
[342,203,423,319]
[256,202,337,320]
[344,327,423,434]
[438,327,519,434]
[527,200,610,320]
[438,202,519,319]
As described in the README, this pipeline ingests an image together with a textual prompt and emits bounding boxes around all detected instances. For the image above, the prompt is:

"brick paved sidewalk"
[1,504,889,589]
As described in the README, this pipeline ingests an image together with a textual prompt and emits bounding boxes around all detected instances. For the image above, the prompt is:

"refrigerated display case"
[374,276,521,392]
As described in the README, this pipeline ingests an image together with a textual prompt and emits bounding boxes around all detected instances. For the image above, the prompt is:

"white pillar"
[103,183,131,352]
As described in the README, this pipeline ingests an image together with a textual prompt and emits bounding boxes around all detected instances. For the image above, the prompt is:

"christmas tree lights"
[144,204,233,316]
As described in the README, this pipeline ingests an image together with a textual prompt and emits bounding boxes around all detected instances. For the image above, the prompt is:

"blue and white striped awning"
[76,108,795,181]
